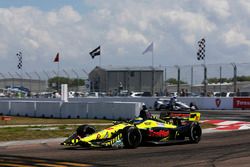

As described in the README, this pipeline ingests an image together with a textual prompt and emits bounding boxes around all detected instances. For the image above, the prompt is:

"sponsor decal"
[170,113,190,117]
[144,122,151,125]
[148,130,169,138]
[233,97,250,108]
[215,98,221,107]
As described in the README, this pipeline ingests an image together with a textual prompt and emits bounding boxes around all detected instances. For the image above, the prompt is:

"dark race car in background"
[154,98,197,111]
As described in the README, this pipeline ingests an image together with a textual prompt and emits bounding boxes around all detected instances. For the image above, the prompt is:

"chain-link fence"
[0,68,88,93]
[0,63,250,96]
[163,62,249,96]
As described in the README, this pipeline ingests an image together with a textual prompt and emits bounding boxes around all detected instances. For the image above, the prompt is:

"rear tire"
[189,122,202,143]
[123,126,142,149]
[76,125,96,138]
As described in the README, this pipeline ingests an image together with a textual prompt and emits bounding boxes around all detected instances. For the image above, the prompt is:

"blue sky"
[0,0,250,82]
[0,0,84,11]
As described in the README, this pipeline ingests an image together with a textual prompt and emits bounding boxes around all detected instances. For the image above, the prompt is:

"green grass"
[0,125,111,142]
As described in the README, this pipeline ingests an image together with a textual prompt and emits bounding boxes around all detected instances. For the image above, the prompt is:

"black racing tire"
[76,125,96,138]
[189,122,202,143]
[123,126,142,149]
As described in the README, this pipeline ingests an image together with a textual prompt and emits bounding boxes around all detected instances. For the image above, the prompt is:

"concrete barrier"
[61,102,88,118]
[36,102,61,118]
[10,101,35,117]
[0,101,10,115]
[178,97,233,110]
[0,96,242,120]
[0,100,142,120]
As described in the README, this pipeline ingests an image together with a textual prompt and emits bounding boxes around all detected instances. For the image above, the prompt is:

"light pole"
[190,66,193,93]
[219,66,222,94]
[175,65,180,96]
[231,63,237,93]
[201,64,207,96]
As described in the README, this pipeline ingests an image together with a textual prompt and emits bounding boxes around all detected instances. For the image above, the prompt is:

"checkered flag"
[16,51,22,69]
[197,38,205,60]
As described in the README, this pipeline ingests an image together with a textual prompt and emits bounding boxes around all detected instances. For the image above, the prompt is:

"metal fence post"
[190,66,193,93]
[202,64,207,96]
[175,65,180,95]
[231,63,237,92]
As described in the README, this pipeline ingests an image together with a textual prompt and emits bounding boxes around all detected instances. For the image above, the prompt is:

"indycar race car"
[61,112,202,149]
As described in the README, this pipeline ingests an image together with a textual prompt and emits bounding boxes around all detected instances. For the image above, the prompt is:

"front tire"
[123,126,142,149]
[189,122,202,143]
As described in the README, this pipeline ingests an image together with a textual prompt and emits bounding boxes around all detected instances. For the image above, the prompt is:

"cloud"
[0,0,250,76]
[202,0,231,18]
[223,27,250,47]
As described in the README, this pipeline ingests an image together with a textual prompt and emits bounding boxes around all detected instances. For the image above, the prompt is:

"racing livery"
[61,112,202,149]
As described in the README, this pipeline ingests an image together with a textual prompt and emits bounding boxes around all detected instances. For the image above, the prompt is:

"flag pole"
[152,43,154,95]
[57,60,60,92]
[99,52,101,67]
[152,49,154,67]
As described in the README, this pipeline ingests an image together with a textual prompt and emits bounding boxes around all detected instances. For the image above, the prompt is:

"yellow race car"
[61,112,201,149]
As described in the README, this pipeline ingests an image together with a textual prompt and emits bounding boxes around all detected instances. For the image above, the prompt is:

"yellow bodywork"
[80,123,128,143]
[66,112,201,147]
[189,112,201,122]
[136,119,177,129]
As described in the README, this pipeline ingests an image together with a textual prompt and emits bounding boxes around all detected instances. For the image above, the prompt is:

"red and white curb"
[202,120,250,133]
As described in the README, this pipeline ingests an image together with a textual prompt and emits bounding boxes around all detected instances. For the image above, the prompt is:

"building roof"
[94,66,163,72]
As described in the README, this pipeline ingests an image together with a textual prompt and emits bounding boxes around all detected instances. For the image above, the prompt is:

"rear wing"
[166,112,201,122]
[188,112,201,122]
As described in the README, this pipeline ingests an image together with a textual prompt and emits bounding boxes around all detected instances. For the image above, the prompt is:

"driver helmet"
[142,103,147,110]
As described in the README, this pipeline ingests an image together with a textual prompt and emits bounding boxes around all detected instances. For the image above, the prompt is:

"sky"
[1,0,250,80]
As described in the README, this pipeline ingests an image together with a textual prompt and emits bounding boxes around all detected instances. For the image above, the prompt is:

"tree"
[166,78,187,85]
[48,77,85,90]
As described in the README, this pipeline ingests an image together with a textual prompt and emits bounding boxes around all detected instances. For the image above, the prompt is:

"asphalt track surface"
[0,130,250,167]
[0,110,250,167]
